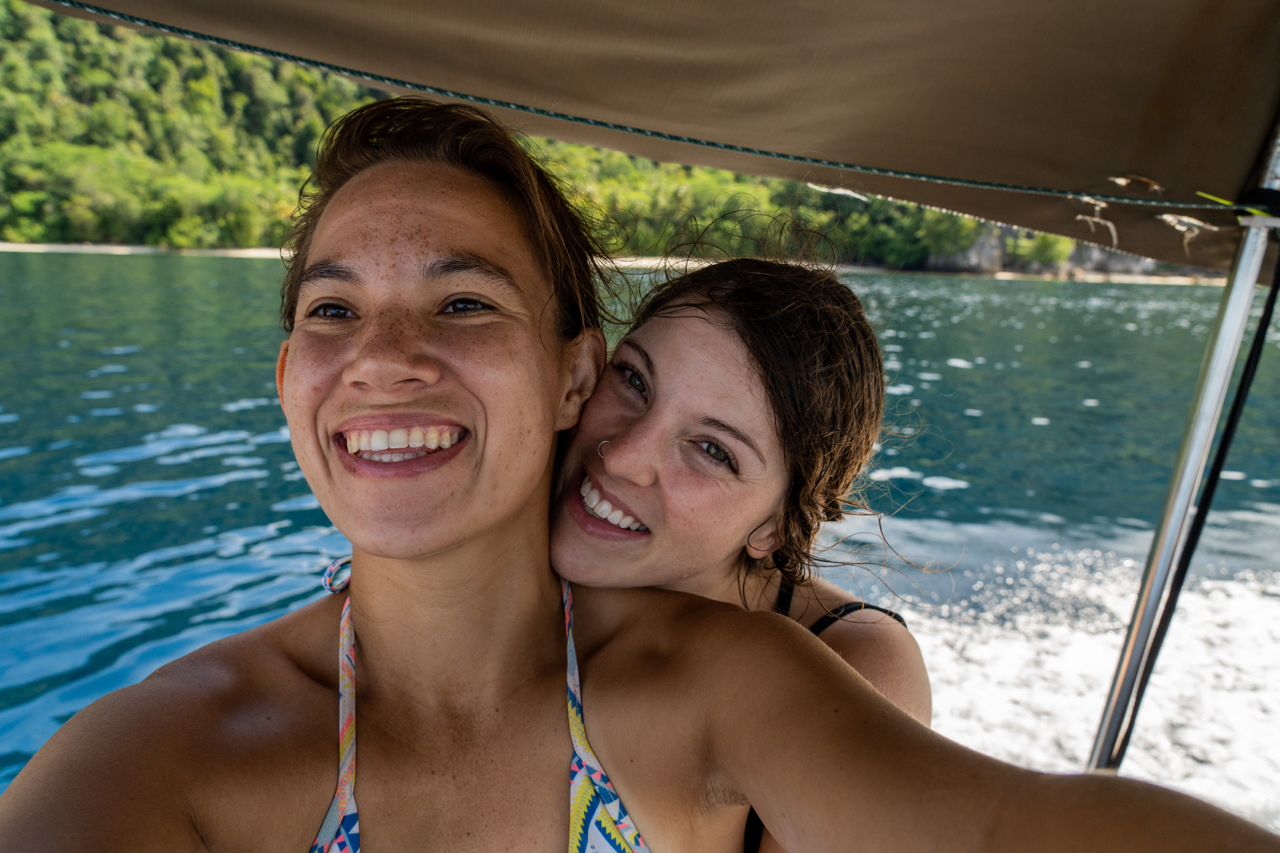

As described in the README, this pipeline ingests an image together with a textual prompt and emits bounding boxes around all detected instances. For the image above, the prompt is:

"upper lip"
[333,413,466,436]
[582,468,643,524]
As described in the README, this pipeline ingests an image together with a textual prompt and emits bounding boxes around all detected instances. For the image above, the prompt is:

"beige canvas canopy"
[28,0,1280,775]
[32,0,1280,270]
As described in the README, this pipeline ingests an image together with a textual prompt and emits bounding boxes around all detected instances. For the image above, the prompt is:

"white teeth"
[578,477,646,531]
[346,426,462,458]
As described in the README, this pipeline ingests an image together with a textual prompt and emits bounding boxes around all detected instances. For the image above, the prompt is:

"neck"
[344,494,566,712]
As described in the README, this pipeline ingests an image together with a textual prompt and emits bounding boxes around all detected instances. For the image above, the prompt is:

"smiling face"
[550,307,789,595]
[278,160,597,562]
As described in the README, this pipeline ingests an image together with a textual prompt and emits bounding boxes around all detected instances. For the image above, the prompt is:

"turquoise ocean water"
[1,252,1276,819]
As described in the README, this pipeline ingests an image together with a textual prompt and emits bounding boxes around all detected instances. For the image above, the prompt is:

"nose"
[598,415,662,489]
[343,307,443,393]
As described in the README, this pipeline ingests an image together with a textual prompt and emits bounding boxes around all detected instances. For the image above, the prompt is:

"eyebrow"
[295,254,523,296]
[297,260,359,290]
[618,339,655,377]
[424,254,522,294]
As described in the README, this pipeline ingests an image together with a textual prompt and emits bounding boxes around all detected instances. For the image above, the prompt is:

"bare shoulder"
[572,583,748,641]
[790,578,932,725]
[569,584,914,849]
[0,594,343,852]
[572,582,929,723]
[572,583,847,699]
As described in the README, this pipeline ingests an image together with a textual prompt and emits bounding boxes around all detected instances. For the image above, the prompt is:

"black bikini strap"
[743,807,765,853]
[809,601,906,636]
[773,576,794,616]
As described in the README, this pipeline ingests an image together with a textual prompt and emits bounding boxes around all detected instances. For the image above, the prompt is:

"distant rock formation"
[925,224,1214,278]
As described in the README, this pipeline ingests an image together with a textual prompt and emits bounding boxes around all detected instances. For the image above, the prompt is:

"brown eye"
[614,363,648,401]
[311,303,355,319]
[699,441,732,466]
[442,298,490,314]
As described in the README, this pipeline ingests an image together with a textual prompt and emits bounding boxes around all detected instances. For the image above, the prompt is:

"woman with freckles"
[549,258,931,853]
[0,96,1276,853]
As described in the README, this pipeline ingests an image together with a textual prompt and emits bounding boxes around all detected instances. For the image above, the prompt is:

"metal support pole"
[1087,126,1280,772]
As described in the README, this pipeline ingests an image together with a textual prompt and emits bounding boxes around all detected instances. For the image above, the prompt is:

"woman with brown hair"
[549,258,931,853]
[0,96,1275,853]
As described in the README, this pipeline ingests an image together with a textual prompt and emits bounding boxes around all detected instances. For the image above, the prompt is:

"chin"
[552,558,610,586]
[550,538,649,589]
[549,536,592,584]
[549,533,616,587]
[333,507,466,561]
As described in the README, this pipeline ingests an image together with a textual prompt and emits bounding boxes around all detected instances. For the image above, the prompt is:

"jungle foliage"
[1,0,1001,265]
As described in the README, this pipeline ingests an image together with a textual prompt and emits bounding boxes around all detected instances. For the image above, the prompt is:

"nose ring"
[597,440,610,459]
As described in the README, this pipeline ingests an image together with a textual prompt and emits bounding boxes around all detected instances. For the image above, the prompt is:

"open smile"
[332,420,470,477]
[577,473,647,532]
[342,425,465,462]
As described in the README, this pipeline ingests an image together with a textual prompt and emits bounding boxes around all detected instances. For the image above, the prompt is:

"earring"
[597,440,610,459]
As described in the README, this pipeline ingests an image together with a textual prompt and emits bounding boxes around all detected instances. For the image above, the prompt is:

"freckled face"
[279,160,575,560]
[550,309,788,590]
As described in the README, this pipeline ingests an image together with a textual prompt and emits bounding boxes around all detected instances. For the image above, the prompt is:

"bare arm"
[701,610,1276,853]
[755,605,933,853]
[0,625,334,853]
[0,682,209,853]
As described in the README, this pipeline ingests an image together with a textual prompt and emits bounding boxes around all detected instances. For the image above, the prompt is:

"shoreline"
[849,268,1229,286]
[0,242,1229,286]
[0,241,284,259]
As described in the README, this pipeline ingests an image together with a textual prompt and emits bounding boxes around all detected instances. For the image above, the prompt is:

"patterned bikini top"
[309,558,650,853]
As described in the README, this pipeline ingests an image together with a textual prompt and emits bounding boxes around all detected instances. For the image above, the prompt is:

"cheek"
[662,471,746,536]
[572,394,609,440]
[279,345,349,465]
[663,468,782,543]
[577,381,634,436]
[282,347,338,412]
[454,333,566,444]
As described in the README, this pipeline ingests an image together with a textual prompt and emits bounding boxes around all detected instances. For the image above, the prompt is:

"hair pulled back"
[280,96,610,339]
[631,259,884,585]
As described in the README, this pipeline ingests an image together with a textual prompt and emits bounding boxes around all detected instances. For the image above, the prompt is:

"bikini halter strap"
[323,557,353,593]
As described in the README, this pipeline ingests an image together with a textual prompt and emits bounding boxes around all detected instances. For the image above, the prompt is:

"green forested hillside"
[0,0,1072,265]
[0,0,378,247]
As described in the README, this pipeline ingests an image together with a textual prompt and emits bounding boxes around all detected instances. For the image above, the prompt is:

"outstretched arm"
[698,610,1276,853]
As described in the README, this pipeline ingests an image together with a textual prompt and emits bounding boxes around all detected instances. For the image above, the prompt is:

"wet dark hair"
[280,96,610,340]
[630,258,884,585]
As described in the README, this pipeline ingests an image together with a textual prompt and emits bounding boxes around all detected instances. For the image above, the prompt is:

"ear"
[555,328,606,431]
[275,340,290,404]
[745,512,785,560]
